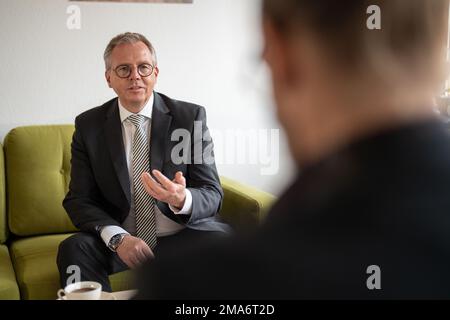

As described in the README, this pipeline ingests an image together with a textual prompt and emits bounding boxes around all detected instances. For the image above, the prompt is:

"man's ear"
[154,66,159,79]
[105,70,112,88]
[262,17,300,88]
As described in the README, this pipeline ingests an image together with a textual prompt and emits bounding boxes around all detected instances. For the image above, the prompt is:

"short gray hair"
[103,32,157,69]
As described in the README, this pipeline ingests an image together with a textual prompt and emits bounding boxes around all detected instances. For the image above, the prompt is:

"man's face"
[105,41,159,110]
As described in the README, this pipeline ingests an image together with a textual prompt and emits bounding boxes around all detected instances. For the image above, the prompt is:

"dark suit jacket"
[137,119,450,299]
[63,92,230,235]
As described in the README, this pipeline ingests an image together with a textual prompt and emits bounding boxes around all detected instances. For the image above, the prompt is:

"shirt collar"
[118,93,154,123]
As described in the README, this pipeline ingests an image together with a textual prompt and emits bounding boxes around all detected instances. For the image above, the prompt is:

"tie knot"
[128,114,146,128]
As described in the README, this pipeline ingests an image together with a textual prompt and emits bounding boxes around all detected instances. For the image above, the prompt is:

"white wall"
[0,0,295,195]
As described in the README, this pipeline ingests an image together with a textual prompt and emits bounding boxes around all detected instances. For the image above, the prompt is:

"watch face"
[109,235,123,250]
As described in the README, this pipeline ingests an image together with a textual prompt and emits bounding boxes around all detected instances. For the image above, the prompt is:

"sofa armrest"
[219,176,276,231]
[0,245,20,299]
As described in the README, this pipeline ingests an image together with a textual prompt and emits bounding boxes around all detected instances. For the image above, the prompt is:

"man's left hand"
[141,170,186,209]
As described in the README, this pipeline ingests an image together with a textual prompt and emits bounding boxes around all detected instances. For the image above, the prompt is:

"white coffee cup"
[57,281,102,300]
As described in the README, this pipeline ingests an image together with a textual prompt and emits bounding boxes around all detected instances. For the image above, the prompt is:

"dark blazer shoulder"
[74,98,117,132]
[156,92,205,118]
[76,97,117,121]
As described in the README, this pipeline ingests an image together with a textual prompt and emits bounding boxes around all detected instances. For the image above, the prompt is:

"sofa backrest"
[0,143,7,243]
[4,125,77,236]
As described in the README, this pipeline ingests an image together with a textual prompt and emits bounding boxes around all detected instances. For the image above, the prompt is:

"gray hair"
[103,32,157,69]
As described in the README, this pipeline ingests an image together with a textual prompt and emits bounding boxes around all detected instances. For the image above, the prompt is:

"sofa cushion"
[219,176,275,232]
[4,125,77,236]
[10,233,134,299]
[0,244,20,299]
[0,143,7,243]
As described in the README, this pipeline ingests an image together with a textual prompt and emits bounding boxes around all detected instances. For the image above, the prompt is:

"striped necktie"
[128,114,157,250]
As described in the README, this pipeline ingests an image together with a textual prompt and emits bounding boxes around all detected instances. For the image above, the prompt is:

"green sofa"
[0,125,275,300]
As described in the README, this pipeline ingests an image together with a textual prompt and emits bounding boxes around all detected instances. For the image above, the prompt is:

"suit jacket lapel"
[150,93,172,173]
[104,99,131,205]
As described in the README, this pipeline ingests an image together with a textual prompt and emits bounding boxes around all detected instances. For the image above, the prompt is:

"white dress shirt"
[100,93,192,247]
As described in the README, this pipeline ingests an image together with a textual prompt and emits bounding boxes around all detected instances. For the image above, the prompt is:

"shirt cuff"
[169,188,192,215]
[100,226,130,247]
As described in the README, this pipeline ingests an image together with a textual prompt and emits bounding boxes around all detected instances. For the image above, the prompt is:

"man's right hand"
[116,235,154,269]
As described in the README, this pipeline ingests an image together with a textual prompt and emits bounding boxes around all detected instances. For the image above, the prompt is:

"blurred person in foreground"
[137,0,450,299]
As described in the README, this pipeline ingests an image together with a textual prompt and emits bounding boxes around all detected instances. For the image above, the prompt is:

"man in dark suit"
[137,0,450,299]
[57,32,229,292]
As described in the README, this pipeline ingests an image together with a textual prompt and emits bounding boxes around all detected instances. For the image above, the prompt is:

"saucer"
[58,291,116,300]
[100,291,116,300]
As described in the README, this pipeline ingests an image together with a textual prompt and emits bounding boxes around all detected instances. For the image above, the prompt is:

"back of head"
[263,0,449,100]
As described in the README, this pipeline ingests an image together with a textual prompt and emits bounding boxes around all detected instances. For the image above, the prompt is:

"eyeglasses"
[113,63,154,78]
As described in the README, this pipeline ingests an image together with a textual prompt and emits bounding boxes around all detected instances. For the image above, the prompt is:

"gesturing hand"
[116,235,154,269]
[141,170,187,210]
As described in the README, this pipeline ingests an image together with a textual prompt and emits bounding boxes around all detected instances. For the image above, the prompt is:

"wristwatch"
[108,233,127,252]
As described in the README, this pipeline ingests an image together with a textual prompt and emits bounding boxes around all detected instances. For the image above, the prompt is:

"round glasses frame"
[113,63,154,78]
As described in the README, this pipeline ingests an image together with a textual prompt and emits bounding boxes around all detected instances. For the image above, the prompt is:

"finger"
[138,247,152,263]
[141,172,160,188]
[141,178,158,198]
[174,171,186,187]
[152,170,176,193]
[141,173,167,200]
[142,172,169,195]
[135,251,148,266]
[139,240,155,258]
[135,242,149,261]
[141,244,154,259]
[141,177,158,197]
[123,256,137,269]
[117,254,130,268]
[128,254,141,269]
[117,247,135,269]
